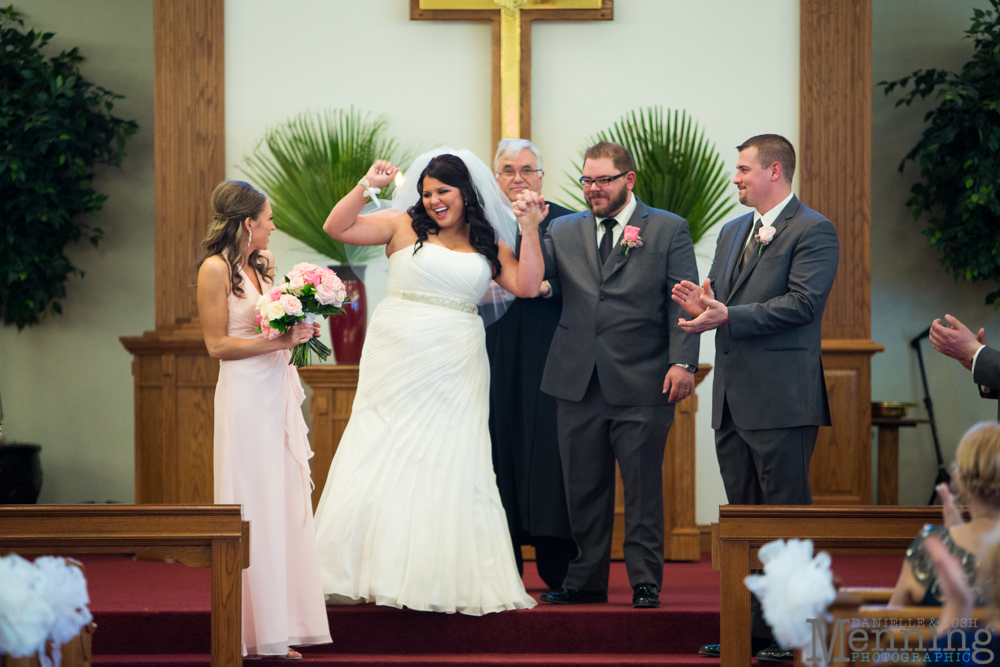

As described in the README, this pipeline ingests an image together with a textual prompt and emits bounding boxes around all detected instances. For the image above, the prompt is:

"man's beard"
[587,186,629,218]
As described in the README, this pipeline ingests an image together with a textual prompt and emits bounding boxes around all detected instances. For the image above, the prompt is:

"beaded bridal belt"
[389,291,479,315]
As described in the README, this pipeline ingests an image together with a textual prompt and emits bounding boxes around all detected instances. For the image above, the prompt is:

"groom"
[537,141,699,608]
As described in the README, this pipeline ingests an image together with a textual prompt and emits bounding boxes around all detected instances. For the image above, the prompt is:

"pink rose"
[316,284,345,307]
[255,312,263,327]
[623,225,641,244]
[304,270,323,287]
[260,320,281,340]
[279,294,303,317]
[321,270,345,290]
[268,286,283,302]
[756,225,776,245]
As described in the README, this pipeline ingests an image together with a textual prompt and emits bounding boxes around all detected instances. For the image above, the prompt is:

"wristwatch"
[674,363,698,374]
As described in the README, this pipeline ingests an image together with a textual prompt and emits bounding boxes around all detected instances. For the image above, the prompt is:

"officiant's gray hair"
[493,139,544,172]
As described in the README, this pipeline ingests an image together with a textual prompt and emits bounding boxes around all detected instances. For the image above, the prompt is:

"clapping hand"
[512,191,548,230]
[672,279,710,318]
[938,483,965,529]
[930,314,986,371]
[364,160,399,189]
[676,279,729,334]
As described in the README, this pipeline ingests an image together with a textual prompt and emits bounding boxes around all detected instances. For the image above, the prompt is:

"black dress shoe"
[755,641,794,663]
[539,588,607,604]
[631,583,660,608]
[697,644,720,658]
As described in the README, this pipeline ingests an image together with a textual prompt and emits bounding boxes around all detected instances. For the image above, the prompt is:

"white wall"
[226,0,801,525]
[871,0,998,506]
[0,0,154,504]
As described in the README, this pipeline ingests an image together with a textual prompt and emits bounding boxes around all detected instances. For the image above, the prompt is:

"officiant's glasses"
[579,172,627,188]
[498,166,542,179]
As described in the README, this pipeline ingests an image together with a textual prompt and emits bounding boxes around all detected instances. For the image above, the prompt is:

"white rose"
[315,284,344,307]
[757,225,776,245]
[266,300,286,321]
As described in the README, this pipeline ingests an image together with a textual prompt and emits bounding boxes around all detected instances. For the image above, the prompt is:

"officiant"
[486,139,577,591]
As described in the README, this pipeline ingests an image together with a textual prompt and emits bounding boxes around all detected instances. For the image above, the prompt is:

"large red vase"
[329,264,367,364]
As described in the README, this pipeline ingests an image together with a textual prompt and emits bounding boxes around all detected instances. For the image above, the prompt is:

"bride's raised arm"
[494,191,547,299]
[324,160,405,246]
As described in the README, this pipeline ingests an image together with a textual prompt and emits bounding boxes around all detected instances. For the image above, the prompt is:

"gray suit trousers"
[556,370,674,593]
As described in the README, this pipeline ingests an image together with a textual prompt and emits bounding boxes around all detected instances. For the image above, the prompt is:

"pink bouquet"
[255,262,348,367]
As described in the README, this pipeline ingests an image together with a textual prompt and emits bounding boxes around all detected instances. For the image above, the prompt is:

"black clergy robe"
[486,202,577,590]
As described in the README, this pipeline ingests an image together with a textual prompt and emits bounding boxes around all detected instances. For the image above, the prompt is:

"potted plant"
[880,2,1000,306]
[559,107,736,246]
[0,6,138,329]
[0,390,43,504]
[241,108,409,363]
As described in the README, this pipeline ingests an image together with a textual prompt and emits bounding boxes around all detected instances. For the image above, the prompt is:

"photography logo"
[805,617,996,664]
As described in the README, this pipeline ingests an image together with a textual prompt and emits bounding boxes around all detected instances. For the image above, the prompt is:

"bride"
[312,148,548,615]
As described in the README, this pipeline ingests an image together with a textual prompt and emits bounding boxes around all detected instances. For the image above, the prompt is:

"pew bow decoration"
[743,539,836,652]
[0,554,93,667]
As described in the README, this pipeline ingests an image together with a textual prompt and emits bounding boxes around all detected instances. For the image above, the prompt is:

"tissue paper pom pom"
[0,554,54,658]
[743,539,835,650]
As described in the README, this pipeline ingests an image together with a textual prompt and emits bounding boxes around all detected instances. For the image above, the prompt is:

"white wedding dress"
[313,242,536,615]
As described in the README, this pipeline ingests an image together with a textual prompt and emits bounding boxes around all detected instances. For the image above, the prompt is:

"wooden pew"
[716,506,942,667]
[795,590,994,666]
[0,505,249,667]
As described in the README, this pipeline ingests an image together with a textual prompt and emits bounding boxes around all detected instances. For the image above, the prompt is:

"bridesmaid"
[196,180,332,659]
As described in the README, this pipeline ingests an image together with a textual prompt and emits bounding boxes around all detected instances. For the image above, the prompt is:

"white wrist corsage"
[358,177,382,209]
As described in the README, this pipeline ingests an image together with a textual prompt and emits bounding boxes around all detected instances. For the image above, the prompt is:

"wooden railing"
[0,505,249,667]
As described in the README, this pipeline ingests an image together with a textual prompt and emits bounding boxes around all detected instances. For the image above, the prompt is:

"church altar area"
[79,552,900,666]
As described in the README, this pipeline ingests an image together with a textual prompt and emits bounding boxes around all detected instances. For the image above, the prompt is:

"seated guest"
[889,421,1000,607]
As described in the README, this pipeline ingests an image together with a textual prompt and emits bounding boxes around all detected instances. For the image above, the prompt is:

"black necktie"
[739,218,763,273]
[599,219,617,264]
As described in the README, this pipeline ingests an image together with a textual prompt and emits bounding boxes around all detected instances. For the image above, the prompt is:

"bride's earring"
[247,229,253,250]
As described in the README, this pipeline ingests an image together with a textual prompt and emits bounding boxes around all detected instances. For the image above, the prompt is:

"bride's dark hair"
[406,154,502,279]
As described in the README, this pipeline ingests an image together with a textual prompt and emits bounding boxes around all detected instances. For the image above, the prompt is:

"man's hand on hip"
[929,314,985,371]
[663,365,695,402]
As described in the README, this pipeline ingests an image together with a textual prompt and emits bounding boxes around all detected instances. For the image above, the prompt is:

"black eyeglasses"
[497,167,542,179]
[579,172,627,188]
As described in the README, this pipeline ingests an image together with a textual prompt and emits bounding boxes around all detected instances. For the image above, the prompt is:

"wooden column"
[800,0,883,505]
[121,0,225,504]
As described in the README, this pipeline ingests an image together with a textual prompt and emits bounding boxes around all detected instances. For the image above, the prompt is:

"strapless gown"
[313,243,537,615]
[213,267,332,655]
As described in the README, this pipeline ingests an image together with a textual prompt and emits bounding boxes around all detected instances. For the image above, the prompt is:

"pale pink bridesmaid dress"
[213,267,332,656]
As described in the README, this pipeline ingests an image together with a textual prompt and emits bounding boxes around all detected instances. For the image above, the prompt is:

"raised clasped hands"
[673,279,729,334]
[512,190,548,230]
[929,314,986,371]
[364,159,399,189]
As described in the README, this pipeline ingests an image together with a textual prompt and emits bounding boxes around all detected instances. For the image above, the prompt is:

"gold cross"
[411,0,612,148]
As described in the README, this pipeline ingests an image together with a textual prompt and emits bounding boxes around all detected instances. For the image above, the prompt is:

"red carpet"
[70,552,902,666]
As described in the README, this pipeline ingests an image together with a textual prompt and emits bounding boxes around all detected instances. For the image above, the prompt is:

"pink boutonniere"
[621,225,643,257]
[755,225,776,256]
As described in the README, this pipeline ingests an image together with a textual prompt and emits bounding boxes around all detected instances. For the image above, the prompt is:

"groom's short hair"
[737,134,796,184]
[584,141,634,174]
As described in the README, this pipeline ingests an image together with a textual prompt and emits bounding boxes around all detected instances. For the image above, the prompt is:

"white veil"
[389,147,518,326]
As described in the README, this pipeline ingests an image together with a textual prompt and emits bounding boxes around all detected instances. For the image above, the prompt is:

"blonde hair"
[197,181,271,298]
[952,422,1000,506]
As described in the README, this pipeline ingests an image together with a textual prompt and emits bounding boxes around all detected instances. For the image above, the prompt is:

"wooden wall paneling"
[801,0,881,506]
[298,366,360,511]
[152,0,225,328]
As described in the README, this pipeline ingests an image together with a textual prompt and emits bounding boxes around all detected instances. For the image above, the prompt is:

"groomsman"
[486,139,577,591]
[538,141,699,609]
[673,134,839,662]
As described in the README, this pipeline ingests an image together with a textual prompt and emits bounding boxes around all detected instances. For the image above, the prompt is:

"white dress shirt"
[595,193,637,249]
[741,191,796,256]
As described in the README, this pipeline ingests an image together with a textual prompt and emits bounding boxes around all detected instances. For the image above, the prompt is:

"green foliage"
[0,6,137,329]
[880,1,1000,306]
[240,108,408,265]
[559,107,736,245]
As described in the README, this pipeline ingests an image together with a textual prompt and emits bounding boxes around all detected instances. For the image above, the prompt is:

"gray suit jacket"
[540,197,700,406]
[973,345,1000,418]
[707,195,839,430]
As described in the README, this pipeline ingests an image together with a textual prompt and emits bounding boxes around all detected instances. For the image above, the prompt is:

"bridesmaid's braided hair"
[197,180,272,298]
[406,155,502,279]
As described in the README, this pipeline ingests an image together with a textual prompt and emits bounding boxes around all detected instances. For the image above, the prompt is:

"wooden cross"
[411,0,613,149]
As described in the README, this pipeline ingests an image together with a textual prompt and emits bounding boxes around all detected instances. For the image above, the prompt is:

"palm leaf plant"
[241,108,407,265]
[560,107,735,245]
